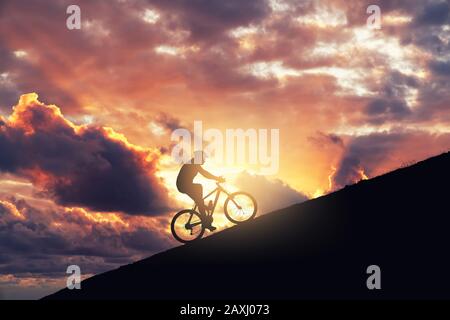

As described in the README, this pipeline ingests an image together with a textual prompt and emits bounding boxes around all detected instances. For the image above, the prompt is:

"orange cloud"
[0,93,171,215]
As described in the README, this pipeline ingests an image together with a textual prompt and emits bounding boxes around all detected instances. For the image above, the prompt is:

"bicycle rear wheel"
[171,209,205,243]
[224,192,257,224]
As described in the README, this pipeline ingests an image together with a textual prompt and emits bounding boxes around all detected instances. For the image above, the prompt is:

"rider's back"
[176,163,200,191]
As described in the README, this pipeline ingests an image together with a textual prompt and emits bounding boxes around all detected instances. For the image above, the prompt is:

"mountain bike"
[171,182,257,243]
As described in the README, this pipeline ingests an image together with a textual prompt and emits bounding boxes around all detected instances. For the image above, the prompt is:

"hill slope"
[45,152,450,299]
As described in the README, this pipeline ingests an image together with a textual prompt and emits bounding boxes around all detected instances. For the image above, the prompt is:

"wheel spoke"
[226,193,256,223]
[188,221,202,228]
[172,211,204,243]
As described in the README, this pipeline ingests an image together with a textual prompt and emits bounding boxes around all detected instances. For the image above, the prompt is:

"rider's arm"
[198,166,223,181]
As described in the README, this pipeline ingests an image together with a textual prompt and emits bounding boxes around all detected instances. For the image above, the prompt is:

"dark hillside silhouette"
[45,152,450,299]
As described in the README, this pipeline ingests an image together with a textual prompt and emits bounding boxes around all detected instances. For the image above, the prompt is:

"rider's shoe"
[203,215,216,231]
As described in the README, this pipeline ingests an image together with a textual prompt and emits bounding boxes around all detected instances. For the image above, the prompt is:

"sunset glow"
[0,0,449,299]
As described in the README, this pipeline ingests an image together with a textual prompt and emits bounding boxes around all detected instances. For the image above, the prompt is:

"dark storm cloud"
[333,132,407,188]
[343,0,449,27]
[0,42,14,70]
[404,0,450,76]
[344,0,416,26]
[405,1,450,54]
[0,198,171,277]
[365,99,411,124]
[414,1,450,26]
[0,94,171,215]
[0,86,20,111]
[0,0,275,112]
[429,60,450,76]
[333,130,450,189]
[308,131,344,148]
[362,71,419,124]
[323,0,450,127]
[149,0,271,41]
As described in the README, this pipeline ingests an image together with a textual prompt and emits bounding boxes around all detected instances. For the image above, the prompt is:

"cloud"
[365,98,411,124]
[233,171,308,214]
[0,198,172,279]
[308,131,344,148]
[333,130,450,189]
[149,0,271,41]
[333,132,409,188]
[0,39,80,112]
[0,93,171,215]
[414,1,449,26]
[149,112,183,139]
[429,60,450,77]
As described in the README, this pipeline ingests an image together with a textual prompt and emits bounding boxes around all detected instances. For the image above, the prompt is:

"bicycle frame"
[185,183,242,232]
[179,182,253,237]
[192,182,232,217]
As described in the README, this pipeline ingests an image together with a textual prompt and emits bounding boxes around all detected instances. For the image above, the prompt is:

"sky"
[0,0,449,299]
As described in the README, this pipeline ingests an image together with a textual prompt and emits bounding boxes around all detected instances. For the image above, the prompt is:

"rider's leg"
[186,184,215,230]
[187,184,206,218]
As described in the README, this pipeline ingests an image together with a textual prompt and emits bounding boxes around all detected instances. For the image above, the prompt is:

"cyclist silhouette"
[176,151,224,231]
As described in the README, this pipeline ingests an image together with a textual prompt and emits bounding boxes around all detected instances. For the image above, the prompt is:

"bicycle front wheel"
[171,209,205,243]
[224,192,257,224]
